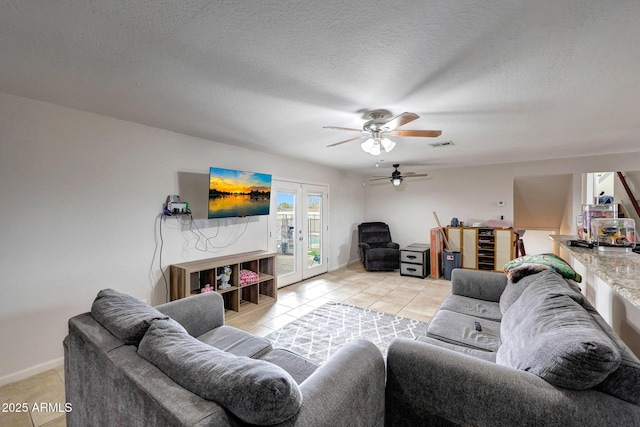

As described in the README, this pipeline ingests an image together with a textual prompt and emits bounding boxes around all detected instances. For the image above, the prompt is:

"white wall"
[0,93,365,383]
[365,164,515,247]
[364,153,640,249]
[521,230,555,255]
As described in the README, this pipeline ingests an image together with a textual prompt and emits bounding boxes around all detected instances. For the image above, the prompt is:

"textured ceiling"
[1,1,639,176]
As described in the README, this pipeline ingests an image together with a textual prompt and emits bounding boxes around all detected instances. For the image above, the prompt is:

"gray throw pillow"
[91,288,168,345]
[138,318,302,425]
[497,273,620,390]
[499,270,583,315]
[499,273,541,314]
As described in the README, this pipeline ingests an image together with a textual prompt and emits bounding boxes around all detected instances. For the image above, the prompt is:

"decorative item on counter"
[201,284,214,293]
[451,217,459,227]
[217,266,232,289]
[590,218,636,252]
[239,269,259,287]
[576,215,586,240]
[582,204,618,243]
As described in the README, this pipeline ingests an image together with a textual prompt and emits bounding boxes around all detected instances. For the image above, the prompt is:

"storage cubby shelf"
[169,250,277,318]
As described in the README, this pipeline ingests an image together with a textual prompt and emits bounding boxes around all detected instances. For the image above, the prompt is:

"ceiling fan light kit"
[361,138,380,155]
[360,135,396,155]
[380,137,396,152]
[324,111,441,156]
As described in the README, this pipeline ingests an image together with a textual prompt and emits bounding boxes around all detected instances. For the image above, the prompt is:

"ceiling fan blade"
[322,126,363,132]
[390,129,442,138]
[369,177,392,181]
[383,112,419,130]
[326,135,364,147]
[403,173,429,178]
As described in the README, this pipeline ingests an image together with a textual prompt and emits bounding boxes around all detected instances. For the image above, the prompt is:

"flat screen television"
[208,167,272,219]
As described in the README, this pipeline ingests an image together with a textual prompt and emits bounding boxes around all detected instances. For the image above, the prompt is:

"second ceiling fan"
[370,164,429,187]
[324,111,442,155]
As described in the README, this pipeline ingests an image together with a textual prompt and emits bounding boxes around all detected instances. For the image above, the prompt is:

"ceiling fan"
[370,164,429,187]
[324,111,442,155]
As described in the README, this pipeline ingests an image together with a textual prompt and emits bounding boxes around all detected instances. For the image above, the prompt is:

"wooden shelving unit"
[447,227,516,272]
[169,250,277,318]
[477,228,496,271]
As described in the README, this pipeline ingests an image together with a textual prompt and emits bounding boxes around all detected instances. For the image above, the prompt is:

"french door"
[271,180,328,287]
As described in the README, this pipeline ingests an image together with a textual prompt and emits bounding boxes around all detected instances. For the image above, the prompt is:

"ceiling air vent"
[430,140,454,147]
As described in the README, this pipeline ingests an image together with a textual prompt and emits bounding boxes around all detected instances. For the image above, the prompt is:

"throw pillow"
[504,253,582,283]
[499,273,542,314]
[497,274,620,390]
[91,288,168,345]
[138,318,302,425]
[499,270,584,314]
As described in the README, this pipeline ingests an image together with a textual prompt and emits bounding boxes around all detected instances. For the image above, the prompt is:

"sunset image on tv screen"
[208,167,272,219]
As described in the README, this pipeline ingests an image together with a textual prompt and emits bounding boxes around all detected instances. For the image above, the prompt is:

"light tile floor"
[0,263,450,427]
[226,263,451,337]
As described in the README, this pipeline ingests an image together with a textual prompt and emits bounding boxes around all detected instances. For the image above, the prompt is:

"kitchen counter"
[550,235,640,310]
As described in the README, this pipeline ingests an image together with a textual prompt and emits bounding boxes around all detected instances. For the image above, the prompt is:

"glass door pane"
[303,185,328,279]
[276,190,297,280]
[307,192,322,268]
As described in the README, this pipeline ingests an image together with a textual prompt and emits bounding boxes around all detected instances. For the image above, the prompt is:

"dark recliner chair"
[358,222,400,271]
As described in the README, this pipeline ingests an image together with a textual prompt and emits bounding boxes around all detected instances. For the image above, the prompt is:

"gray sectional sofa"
[386,268,640,426]
[64,289,386,426]
[66,267,640,426]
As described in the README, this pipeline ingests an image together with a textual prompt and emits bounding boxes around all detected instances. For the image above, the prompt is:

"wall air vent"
[430,140,454,148]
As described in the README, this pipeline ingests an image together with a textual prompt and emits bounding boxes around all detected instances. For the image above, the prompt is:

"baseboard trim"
[331,258,361,270]
[0,357,64,387]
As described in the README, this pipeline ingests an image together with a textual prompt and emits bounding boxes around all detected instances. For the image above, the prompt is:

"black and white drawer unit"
[400,243,431,278]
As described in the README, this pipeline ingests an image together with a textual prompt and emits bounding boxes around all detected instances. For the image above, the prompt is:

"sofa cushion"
[197,325,272,358]
[138,318,302,425]
[579,301,640,405]
[91,288,169,345]
[426,310,501,352]
[499,270,583,314]
[258,349,320,384]
[451,268,507,302]
[504,253,582,283]
[416,336,497,363]
[439,294,502,321]
[497,273,620,390]
[156,291,224,337]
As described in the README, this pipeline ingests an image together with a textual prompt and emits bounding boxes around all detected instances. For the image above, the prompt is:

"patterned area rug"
[265,302,429,364]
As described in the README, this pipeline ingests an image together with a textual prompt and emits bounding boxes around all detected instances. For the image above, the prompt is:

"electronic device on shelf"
[165,195,189,215]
